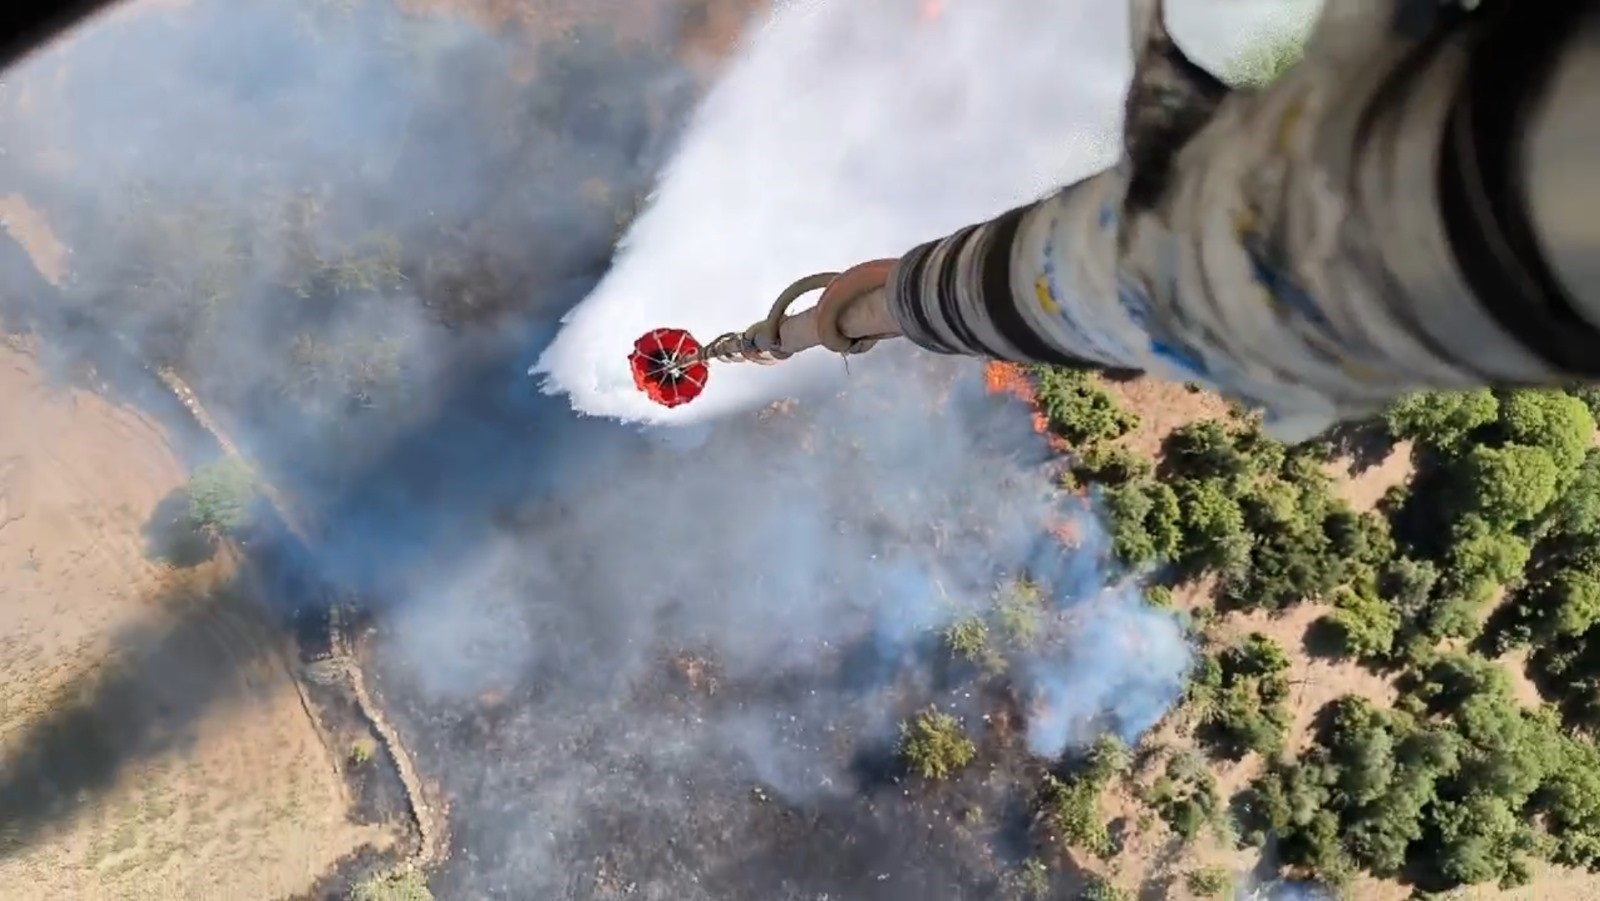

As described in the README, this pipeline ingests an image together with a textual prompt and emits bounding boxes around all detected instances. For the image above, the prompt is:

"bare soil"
[0,228,386,898]
[1101,376,1234,461]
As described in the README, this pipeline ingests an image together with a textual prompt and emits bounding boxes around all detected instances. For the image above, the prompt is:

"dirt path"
[157,366,447,873]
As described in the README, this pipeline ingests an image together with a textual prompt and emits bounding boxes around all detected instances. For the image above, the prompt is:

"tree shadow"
[1300,615,1348,662]
[1314,419,1396,476]
[0,577,277,858]
[141,487,218,568]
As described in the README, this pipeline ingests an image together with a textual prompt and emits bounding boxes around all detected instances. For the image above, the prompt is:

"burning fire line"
[983,361,1092,548]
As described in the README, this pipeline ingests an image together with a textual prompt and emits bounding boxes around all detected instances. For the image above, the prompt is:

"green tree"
[1497,389,1595,479]
[1082,734,1132,784]
[1569,384,1600,421]
[1319,697,1396,809]
[944,617,1005,674]
[900,708,976,780]
[186,457,260,535]
[1032,367,1138,445]
[1166,421,1251,486]
[997,580,1046,649]
[1174,478,1252,575]
[1041,773,1111,857]
[1380,556,1440,625]
[1322,579,1401,660]
[1539,737,1600,868]
[1459,444,1561,526]
[1443,515,1531,599]
[1547,448,1600,539]
[1419,654,1511,715]
[1427,793,1536,889]
[1535,569,1600,638]
[1102,480,1183,567]
[1072,442,1152,487]
[1326,508,1396,577]
[1385,390,1499,454]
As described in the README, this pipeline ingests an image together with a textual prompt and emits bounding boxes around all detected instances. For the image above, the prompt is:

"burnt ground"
[370,623,1079,901]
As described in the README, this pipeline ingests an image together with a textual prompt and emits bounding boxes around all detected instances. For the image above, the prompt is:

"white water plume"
[534,0,1323,425]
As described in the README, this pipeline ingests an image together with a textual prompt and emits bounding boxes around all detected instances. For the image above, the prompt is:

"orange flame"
[984,362,1050,434]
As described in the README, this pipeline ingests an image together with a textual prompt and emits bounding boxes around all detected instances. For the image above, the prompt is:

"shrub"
[1149,750,1220,842]
[1041,773,1110,856]
[900,708,976,780]
[1077,874,1130,901]
[350,868,432,901]
[1009,858,1051,900]
[997,580,1046,649]
[944,617,1005,674]
[349,738,377,767]
[1185,867,1231,898]
[1198,635,1294,760]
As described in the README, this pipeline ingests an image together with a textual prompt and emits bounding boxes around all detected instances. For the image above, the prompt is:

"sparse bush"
[1197,635,1294,760]
[349,738,376,767]
[287,233,407,299]
[1082,734,1131,784]
[1148,749,1221,842]
[350,868,432,901]
[186,457,260,535]
[945,616,1006,674]
[1077,874,1130,901]
[997,580,1046,649]
[1145,585,1175,610]
[1007,857,1051,900]
[1185,867,1231,898]
[900,708,976,780]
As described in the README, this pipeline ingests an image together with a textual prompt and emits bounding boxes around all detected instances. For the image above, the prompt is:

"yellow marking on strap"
[1034,276,1059,313]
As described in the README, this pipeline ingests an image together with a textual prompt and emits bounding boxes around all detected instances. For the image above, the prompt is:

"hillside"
[975,363,1600,900]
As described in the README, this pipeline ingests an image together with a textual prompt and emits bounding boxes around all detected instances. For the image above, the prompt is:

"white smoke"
[534,0,1324,425]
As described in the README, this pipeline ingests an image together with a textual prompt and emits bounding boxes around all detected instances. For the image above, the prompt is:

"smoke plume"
[0,0,1316,897]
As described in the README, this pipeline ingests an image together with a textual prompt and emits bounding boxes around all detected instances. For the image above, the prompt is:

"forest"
[901,367,1600,898]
